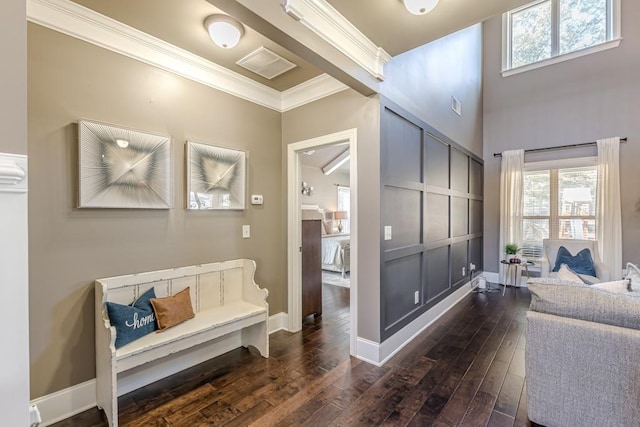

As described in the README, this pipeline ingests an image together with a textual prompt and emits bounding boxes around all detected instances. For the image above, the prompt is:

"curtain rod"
[493,137,628,158]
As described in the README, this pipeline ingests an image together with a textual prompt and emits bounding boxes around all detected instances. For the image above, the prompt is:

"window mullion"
[551,0,560,56]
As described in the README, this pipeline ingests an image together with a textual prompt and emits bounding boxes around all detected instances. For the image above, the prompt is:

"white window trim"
[501,0,621,77]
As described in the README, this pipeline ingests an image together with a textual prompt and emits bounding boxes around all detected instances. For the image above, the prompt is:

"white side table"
[500,260,534,296]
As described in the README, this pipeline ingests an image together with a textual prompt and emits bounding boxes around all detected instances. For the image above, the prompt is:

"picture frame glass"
[187,141,246,210]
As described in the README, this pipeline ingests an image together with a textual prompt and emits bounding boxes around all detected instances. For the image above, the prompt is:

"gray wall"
[282,90,381,342]
[381,24,483,158]
[483,0,640,273]
[28,24,283,398]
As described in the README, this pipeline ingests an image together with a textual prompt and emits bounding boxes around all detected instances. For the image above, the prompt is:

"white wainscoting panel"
[0,153,29,427]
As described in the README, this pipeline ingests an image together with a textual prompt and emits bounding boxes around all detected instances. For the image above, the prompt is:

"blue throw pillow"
[552,246,596,277]
[105,287,157,349]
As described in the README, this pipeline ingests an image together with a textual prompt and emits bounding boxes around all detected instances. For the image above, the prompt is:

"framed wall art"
[78,120,173,209]
[186,141,246,210]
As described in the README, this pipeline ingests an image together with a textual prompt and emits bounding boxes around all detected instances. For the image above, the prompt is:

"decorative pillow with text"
[105,287,157,349]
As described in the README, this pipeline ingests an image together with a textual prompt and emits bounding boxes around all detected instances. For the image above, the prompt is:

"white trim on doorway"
[287,128,358,355]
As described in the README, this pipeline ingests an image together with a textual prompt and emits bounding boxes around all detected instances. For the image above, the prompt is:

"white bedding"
[322,235,350,270]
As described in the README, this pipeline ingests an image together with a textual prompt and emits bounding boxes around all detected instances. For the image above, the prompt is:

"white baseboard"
[356,282,472,366]
[32,312,290,426]
[30,379,97,427]
[268,312,289,334]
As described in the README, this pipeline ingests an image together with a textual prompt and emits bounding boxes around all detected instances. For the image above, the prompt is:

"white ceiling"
[300,143,350,174]
[66,0,534,97]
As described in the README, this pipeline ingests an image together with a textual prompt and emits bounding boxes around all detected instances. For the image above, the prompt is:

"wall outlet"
[414,291,419,304]
[250,194,263,205]
[242,225,250,238]
[462,267,466,276]
[384,226,392,240]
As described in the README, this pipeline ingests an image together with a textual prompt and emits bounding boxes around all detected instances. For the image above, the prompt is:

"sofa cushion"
[624,262,640,293]
[592,279,632,293]
[528,281,640,330]
[556,263,584,284]
[552,246,596,277]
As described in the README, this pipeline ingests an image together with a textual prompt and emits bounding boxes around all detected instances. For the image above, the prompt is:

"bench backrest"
[96,259,257,314]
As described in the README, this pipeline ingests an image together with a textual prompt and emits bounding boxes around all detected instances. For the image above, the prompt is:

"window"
[521,159,597,259]
[503,0,620,74]
[337,185,350,233]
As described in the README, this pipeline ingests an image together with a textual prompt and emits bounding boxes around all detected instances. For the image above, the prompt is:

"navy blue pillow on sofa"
[552,246,596,277]
[105,287,157,349]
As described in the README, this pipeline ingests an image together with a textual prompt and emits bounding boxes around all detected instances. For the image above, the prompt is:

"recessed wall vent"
[236,47,297,79]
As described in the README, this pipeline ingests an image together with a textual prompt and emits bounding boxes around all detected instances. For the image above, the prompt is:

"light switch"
[242,225,250,239]
[384,226,392,240]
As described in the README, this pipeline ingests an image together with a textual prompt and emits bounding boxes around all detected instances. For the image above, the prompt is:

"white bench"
[95,259,269,427]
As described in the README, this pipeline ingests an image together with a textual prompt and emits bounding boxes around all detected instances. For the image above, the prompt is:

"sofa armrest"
[526,311,640,427]
[593,260,611,281]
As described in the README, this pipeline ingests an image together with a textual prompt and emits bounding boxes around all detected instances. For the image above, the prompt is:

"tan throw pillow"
[150,287,195,331]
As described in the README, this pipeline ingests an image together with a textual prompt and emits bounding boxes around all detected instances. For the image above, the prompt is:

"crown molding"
[26,0,345,112]
[0,154,28,193]
[281,73,348,112]
[283,0,391,81]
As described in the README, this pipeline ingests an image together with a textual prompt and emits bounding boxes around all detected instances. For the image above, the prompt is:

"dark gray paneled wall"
[483,0,640,273]
[381,99,483,340]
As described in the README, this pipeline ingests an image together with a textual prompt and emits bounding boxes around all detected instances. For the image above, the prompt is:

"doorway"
[287,128,358,355]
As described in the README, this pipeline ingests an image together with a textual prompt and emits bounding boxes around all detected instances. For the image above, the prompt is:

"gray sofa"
[526,279,640,427]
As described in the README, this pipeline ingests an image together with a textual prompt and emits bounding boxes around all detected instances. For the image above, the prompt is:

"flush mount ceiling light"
[204,14,245,49]
[403,0,439,15]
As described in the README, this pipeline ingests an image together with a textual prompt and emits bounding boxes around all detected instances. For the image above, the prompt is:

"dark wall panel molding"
[380,97,484,340]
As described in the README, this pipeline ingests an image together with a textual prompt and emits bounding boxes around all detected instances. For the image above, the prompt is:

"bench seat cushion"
[115,301,267,371]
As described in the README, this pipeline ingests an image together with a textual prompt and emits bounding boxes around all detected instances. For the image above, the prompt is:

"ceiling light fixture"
[116,139,129,148]
[204,14,245,49]
[403,0,439,15]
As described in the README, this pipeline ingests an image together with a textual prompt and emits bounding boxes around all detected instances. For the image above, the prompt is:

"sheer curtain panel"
[499,150,525,282]
[596,137,622,278]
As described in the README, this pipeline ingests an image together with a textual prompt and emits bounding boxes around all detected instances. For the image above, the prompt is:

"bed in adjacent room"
[321,234,350,277]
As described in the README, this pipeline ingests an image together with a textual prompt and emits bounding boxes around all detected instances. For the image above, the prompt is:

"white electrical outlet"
[462,267,466,276]
[414,291,419,304]
[242,225,250,238]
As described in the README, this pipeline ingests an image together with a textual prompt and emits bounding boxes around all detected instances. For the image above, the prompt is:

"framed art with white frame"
[186,140,246,210]
[78,119,173,209]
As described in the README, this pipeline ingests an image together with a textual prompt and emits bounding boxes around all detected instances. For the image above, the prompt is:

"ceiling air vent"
[236,47,297,80]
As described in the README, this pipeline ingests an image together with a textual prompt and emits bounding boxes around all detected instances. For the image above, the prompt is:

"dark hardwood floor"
[54,283,533,427]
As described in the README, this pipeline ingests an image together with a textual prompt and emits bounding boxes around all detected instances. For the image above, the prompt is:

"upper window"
[503,0,620,74]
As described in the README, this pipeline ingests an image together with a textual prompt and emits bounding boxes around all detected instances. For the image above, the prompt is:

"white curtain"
[499,149,524,282]
[596,137,622,278]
